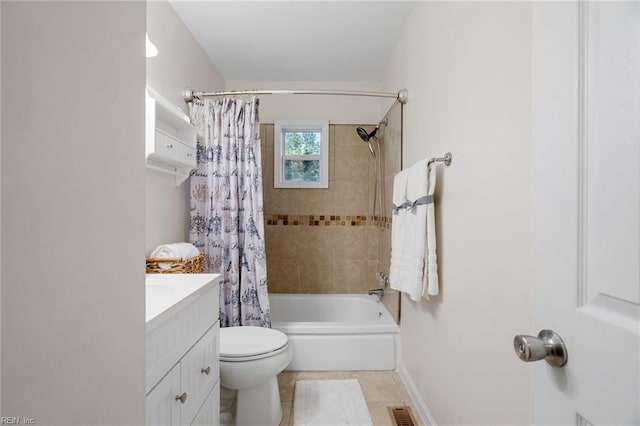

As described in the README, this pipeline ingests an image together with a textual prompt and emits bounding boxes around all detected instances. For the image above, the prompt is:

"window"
[274,120,329,188]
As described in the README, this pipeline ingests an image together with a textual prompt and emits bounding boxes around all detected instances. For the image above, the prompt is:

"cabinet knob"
[201,366,211,375]
[175,392,187,404]
[166,144,173,149]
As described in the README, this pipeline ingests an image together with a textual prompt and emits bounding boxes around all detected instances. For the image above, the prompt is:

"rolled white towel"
[150,242,200,269]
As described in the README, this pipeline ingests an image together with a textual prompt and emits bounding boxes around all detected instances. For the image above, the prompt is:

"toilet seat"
[220,326,289,362]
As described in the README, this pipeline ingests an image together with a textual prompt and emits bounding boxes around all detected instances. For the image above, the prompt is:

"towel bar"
[428,152,452,167]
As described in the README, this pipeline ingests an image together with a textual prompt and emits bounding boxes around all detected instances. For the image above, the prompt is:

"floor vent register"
[388,406,417,426]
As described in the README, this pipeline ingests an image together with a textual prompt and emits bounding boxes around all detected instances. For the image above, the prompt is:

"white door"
[531,1,640,425]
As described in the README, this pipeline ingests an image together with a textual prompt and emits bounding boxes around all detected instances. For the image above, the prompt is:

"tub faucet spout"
[368,288,385,297]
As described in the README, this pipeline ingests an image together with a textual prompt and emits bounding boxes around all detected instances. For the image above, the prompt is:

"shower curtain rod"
[183,87,409,104]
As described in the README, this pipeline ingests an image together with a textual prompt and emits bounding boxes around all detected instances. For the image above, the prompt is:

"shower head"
[356,127,376,157]
[357,119,387,142]
[357,127,371,141]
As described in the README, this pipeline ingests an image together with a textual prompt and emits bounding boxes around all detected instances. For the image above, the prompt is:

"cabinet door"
[146,365,181,426]
[180,323,220,424]
[190,381,220,426]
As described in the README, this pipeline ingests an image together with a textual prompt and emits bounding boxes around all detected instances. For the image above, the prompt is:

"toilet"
[219,326,292,426]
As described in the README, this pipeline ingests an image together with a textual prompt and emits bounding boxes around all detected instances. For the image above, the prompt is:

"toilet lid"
[220,326,288,358]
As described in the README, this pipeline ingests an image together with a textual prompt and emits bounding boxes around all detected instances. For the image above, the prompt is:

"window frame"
[273,119,329,188]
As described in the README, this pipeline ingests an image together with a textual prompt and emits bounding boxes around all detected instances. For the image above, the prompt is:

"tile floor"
[278,371,422,426]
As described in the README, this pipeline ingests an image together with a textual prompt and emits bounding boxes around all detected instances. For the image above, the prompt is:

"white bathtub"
[269,294,399,371]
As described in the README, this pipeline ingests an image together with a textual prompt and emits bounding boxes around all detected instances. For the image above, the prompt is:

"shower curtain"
[189,97,270,328]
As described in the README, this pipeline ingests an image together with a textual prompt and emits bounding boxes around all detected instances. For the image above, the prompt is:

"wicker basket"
[146,252,205,274]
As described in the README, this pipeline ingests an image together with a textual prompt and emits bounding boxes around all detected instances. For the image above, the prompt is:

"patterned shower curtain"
[189,97,270,328]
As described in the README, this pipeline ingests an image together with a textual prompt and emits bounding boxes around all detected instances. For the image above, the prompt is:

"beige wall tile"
[383,104,401,156]
[367,226,378,260]
[378,228,392,271]
[296,189,333,216]
[265,227,300,260]
[368,261,380,290]
[263,123,274,147]
[268,259,300,293]
[382,291,400,324]
[299,258,335,293]
[265,189,299,215]
[334,156,370,181]
[384,177,394,212]
[375,102,401,322]
[334,260,368,294]
[334,124,372,151]
[329,125,336,182]
[260,122,400,301]
[297,227,335,264]
[261,143,274,179]
[368,163,377,217]
[332,178,369,215]
[383,139,400,180]
[334,227,368,260]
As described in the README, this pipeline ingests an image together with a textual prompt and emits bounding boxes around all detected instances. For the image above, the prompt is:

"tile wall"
[376,102,402,322]
[261,104,402,322]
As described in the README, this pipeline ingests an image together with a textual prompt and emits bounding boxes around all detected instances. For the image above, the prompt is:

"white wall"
[383,3,533,424]
[226,80,392,124]
[145,1,225,254]
[0,3,3,414]
[1,2,146,423]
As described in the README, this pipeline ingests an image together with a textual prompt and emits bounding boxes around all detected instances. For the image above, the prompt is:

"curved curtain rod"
[183,88,409,104]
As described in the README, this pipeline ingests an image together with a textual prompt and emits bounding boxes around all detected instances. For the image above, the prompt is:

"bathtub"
[269,294,399,371]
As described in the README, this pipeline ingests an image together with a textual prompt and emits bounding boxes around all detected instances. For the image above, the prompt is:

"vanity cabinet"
[146,274,221,426]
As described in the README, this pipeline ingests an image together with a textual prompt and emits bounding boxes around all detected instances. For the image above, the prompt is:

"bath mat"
[293,379,372,426]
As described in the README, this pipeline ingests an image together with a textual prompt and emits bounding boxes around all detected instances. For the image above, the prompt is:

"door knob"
[513,329,568,367]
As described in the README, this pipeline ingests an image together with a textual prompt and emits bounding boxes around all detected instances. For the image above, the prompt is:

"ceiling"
[169,1,414,82]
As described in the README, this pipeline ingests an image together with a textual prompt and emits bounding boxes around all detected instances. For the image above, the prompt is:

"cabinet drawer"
[183,145,196,168]
[154,130,180,161]
[181,322,220,424]
[153,130,196,168]
[147,285,219,393]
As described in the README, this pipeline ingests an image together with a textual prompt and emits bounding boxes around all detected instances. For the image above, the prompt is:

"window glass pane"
[284,159,320,182]
[284,131,321,155]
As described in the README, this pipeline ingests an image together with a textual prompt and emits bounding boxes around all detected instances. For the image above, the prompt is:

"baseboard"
[397,363,438,426]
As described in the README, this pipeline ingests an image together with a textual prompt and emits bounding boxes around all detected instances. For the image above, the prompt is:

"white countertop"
[146,273,220,325]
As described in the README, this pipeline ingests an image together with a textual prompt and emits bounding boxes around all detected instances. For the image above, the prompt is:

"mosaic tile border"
[265,214,392,229]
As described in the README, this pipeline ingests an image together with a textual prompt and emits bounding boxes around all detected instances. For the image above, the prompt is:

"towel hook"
[428,152,453,167]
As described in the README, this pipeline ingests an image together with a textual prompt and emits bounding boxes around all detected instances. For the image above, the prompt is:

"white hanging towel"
[423,163,439,297]
[389,159,426,301]
[389,159,439,301]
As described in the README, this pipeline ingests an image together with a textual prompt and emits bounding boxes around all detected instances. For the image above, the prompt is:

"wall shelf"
[145,87,197,185]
